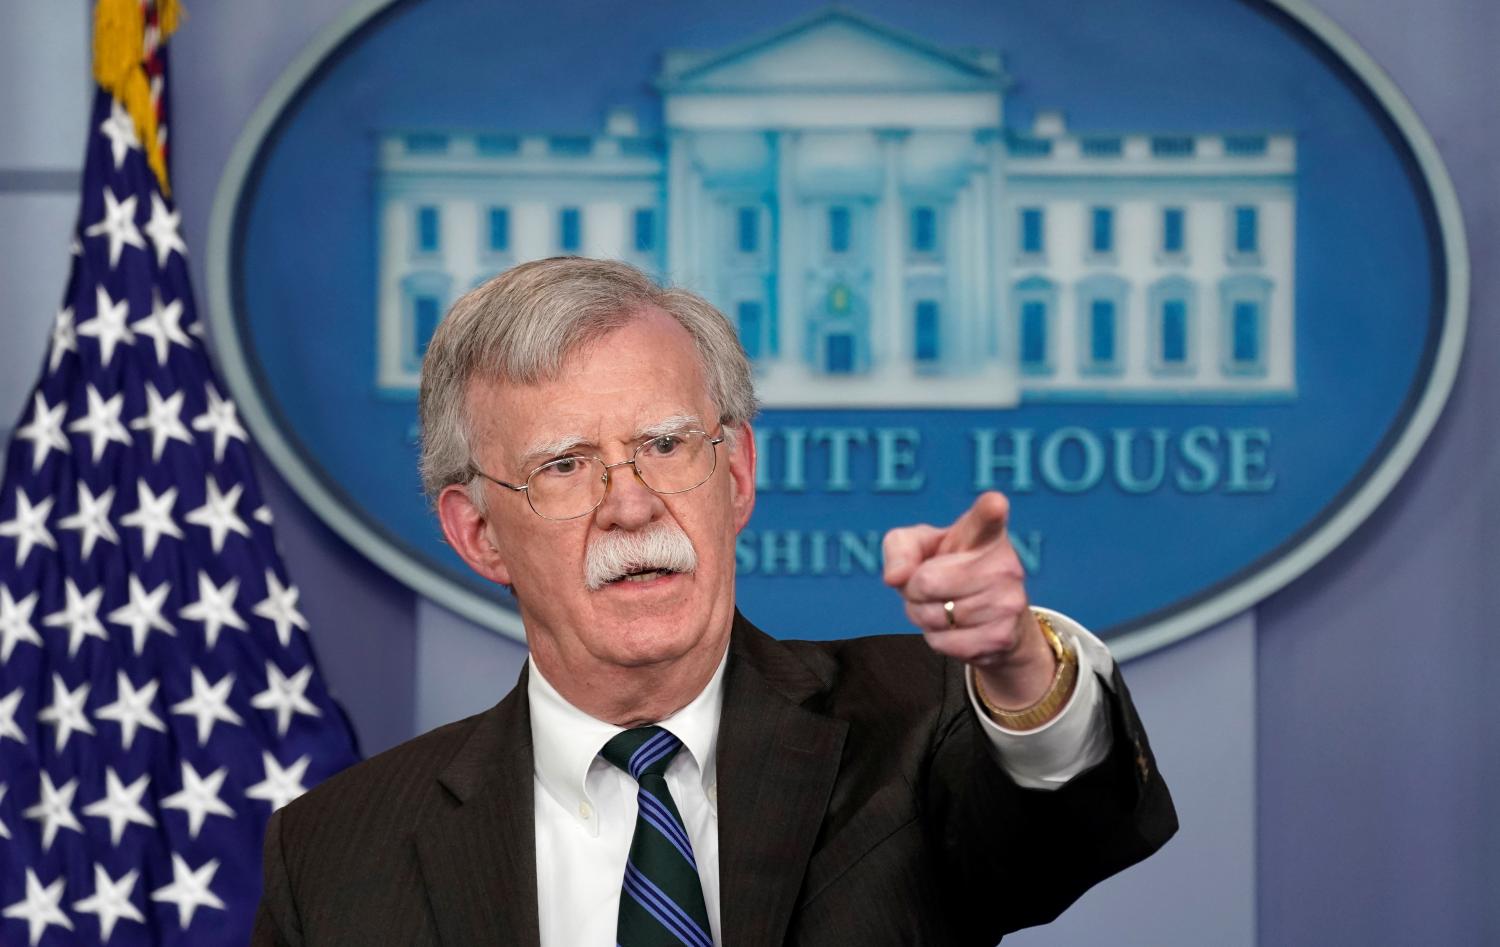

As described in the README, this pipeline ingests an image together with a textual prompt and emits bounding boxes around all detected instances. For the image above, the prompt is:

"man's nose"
[592,460,664,531]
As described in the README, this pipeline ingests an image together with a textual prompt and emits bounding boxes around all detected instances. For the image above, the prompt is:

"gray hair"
[418,257,760,508]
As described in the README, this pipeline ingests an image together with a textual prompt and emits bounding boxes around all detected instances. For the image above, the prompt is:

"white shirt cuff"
[964,608,1116,791]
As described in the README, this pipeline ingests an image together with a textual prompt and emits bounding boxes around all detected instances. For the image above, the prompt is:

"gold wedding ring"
[943,599,957,629]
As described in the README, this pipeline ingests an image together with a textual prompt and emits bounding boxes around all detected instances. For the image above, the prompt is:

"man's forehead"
[466,374,712,433]
[467,394,716,467]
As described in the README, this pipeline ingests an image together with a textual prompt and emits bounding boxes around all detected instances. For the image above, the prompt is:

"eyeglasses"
[472,430,725,521]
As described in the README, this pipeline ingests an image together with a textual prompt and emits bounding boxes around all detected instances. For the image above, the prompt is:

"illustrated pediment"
[659,8,1004,93]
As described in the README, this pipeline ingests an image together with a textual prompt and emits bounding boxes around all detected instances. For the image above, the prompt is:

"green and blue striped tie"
[601,726,713,947]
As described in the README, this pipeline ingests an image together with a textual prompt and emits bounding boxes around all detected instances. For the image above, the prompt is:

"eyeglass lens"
[525,432,718,519]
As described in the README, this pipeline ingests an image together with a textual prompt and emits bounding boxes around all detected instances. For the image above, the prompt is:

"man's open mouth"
[610,567,679,584]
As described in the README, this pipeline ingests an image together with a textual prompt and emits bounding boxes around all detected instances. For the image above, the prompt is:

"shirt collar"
[527,644,729,817]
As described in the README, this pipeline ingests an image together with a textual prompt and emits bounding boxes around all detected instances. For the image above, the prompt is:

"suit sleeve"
[923,658,1178,942]
[251,807,303,947]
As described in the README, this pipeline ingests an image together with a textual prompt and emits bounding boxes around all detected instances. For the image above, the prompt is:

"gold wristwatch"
[973,611,1079,731]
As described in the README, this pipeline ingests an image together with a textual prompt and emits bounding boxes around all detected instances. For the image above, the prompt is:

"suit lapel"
[416,669,542,947]
[716,615,848,947]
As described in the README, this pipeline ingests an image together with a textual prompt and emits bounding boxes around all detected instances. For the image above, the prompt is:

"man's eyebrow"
[518,433,591,468]
[634,415,705,440]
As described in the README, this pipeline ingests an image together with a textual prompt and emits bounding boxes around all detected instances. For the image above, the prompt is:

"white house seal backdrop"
[207,0,1466,654]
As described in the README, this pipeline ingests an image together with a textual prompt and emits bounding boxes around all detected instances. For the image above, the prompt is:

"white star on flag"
[36,673,95,753]
[22,772,84,852]
[14,393,70,472]
[94,671,167,751]
[72,864,146,943]
[150,854,226,930]
[143,192,188,267]
[160,761,236,839]
[76,286,135,366]
[0,785,9,839]
[184,475,251,553]
[244,751,312,812]
[129,381,194,460]
[254,505,275,525]
[118,478,184,558]
[99,97,140,169]
[0,491,57,567]
[81,768,157,846]
[0,586,42,663]
[47,306,78,373]
[191,384,249,462]
[180,572,248,649]
[57,482,120,559]
[0,687,24,743]
[107,574,176,655]
[130,289,191,364]
[170,667,244,746]
[254,569,310,647]
[251,661,323,736]
[83,186,145,268]
[42,577,108,658]
[2,869,73,946]
[67,383,133,462]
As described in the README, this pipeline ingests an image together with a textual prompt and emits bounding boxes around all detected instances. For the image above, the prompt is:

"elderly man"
[252,258,1175,946]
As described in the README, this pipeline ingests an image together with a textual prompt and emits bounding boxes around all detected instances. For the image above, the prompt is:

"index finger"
[937,492,1010,556]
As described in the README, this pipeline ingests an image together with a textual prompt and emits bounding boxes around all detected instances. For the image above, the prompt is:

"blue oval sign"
[207,0,1467,657]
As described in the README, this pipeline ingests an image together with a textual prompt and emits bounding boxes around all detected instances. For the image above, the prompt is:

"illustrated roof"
[658,7,1007,93]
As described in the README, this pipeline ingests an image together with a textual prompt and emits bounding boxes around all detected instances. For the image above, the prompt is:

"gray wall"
[1253,4,1500,943]
[1,1,1494,943]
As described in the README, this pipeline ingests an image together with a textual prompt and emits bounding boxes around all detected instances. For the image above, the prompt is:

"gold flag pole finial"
[92,0,183,196]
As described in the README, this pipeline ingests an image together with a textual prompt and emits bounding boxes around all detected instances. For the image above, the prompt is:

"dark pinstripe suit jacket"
[251,613,1176,946]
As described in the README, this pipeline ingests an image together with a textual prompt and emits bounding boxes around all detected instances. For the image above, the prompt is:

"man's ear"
[436,483,513,587]
[726,421,756,532]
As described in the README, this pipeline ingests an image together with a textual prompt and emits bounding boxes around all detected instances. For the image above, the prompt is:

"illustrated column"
[876,129,908,371]
[983,129,1012,368]
[950,179,974,370]
[775,130,800,368]
[966,176,990,369]
[667,129,690,284]
[685,152,708,291]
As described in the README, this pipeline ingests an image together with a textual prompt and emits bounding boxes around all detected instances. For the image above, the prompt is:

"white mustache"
[584,522,698,591]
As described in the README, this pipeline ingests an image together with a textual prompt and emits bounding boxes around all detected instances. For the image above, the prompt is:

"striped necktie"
[601,726,713,947]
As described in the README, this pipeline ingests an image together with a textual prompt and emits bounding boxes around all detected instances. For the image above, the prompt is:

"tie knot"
[601,726,683,779]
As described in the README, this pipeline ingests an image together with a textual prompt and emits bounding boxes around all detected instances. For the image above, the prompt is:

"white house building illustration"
[374,8,1296,407]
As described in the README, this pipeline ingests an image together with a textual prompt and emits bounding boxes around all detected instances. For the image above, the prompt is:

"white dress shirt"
[528,608,1114,945]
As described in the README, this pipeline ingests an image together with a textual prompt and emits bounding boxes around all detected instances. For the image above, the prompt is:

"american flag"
[0,4,361,944]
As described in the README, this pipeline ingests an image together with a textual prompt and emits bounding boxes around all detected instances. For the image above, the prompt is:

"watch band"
[972,611,1079,731]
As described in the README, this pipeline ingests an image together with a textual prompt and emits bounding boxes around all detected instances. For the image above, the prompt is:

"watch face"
[212,0,1465,657]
